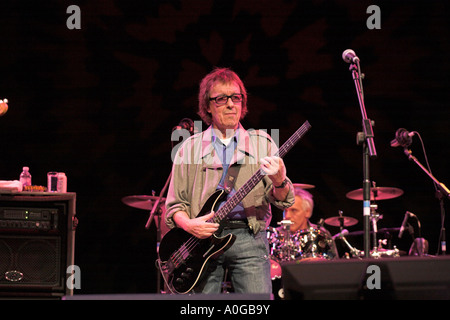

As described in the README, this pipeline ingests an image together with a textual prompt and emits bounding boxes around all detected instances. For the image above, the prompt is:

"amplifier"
[0,193,76,298]
[0,207,59,231]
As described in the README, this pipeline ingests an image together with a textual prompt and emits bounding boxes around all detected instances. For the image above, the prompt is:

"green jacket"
[165,123,295,234]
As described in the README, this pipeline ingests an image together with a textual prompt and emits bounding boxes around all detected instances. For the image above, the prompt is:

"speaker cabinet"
[281,256,450,300]
[0,193,76,299]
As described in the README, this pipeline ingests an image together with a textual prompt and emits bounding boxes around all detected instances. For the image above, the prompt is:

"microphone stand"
[349,60,377,259]
[403,148,449,255]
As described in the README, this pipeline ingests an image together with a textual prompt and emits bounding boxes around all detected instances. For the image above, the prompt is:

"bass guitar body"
[158,189,236,294]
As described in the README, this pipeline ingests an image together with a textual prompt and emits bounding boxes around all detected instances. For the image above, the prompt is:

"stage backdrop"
[0,0,448,294]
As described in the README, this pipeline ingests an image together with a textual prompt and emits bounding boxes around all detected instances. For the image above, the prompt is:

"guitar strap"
[223,163,241,194]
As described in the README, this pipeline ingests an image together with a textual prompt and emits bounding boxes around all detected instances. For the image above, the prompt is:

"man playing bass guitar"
[162,67,295,294]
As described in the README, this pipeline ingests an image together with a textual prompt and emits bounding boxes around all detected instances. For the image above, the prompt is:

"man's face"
[284,195,311,232]
[207,81,242,134]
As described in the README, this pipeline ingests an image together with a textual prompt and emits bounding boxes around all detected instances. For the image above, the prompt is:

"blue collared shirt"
[212,129,246,220]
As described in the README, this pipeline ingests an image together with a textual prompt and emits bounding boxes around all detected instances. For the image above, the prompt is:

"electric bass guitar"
[157,121,311,294]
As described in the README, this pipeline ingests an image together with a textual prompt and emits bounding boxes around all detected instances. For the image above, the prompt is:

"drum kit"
[120,183,407,260]
[267,183,407,278]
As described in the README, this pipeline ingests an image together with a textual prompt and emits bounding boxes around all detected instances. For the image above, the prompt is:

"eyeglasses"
[209,94,243,106]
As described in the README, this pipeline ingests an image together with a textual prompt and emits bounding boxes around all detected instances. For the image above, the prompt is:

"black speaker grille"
[0,235,61,287]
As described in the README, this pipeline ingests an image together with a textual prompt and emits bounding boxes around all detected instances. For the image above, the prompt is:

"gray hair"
[293,187,314,214]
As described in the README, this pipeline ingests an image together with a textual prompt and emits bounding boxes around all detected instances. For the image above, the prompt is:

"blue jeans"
[194,228,272,294]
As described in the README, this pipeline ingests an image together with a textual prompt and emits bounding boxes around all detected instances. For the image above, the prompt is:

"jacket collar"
[201,123,257,165]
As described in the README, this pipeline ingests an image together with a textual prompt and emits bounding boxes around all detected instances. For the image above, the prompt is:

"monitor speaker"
[0,193,77,299]
[281,256,450,300]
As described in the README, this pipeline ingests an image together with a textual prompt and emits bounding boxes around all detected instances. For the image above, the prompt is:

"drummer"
[282,186,339,259]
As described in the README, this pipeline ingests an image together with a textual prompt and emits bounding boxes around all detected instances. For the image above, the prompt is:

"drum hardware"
[278,219,293,229]
[369,203,382,254]
[342,237,403,259]
[328,206,404,259]
[367,238,403,258]
[324,215,358,228]
[345,183,406,259]
[345,186,404,201]
[340,235,362,259]
[121,195,166,211]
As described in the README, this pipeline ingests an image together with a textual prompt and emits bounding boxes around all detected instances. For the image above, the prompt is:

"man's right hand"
[173,211,219,239]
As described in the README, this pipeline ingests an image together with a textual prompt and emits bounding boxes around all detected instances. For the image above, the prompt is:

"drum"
[296,227,333,260]
[270,259,282,280]
[267,227,333,262]
[267,226,333,300]
[267,227,303,262]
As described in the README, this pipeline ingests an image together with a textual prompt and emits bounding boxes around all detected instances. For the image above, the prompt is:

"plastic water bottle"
[19,166,32,187]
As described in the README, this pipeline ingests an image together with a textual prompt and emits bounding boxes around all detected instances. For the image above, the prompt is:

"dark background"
[0,0,448,294]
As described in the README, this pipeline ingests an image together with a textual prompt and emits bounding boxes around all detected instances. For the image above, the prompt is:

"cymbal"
[346,187,404,201]
[121,195,166,211]
[324,216,358,227]
[293,183,315,190]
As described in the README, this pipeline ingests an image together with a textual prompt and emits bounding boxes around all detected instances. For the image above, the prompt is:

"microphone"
[0,99,8,117]
[398,211,411,239]
[390,128,415,148]
[342,49,360,63]
[332,229,349,240]
[173,118,195,135]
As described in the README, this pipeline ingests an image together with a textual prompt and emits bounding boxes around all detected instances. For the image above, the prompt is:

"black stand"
[349,61,377,258]
[403,148,449,255]
[144,172,171,293]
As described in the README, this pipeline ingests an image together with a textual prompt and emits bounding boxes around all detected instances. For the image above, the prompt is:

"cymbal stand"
[338,210,345,232]
[341,236,362,259]
[348,59,377,258]
[337,210,362,259]
[369,203,383,258]
[278,219,293,261]
[145,172,171,293]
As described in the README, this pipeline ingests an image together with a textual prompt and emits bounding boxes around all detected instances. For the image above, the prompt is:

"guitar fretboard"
[213,121,311,223]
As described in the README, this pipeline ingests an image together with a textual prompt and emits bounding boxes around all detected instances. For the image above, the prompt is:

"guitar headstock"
[0,98,9,116]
